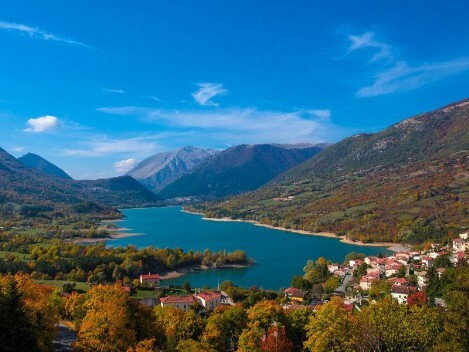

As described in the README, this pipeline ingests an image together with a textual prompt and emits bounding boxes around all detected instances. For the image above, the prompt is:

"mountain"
[192,99,469,243]
[0,148,159,209]
[158,143,327,199]
[127,146,219,193]
[18,153,72,179]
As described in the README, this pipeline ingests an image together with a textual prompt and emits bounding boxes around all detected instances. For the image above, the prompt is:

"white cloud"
[113,158,139,173]
[104,88,125,94]
[348,31,394,63]
[150,96,163,103]
[0,21,88,47]
[308,109,331,121]
[191,83,227,106]
[62,136,157,157]
[357,58,469,97]
[24,115,60,133]
[97,106,340,145]
[348,31,469,97]
[12,146,25,152]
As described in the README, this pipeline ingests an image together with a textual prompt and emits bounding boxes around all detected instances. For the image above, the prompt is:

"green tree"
[435,267,469,351]
[356,298,442,352]
[0,276,38,352]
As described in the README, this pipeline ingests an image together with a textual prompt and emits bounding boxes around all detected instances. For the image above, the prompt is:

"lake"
[109,207,390,290]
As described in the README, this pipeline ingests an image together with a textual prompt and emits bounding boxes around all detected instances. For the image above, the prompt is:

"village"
[124,232,469,313]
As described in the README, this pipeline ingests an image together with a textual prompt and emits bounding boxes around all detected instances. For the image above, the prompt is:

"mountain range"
[127,146,218,193]
[192,99,469,243]
[0,148,159,210]
[157,143,327,199]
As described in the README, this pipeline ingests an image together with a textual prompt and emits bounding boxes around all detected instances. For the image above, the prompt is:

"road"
[335,269,352,294]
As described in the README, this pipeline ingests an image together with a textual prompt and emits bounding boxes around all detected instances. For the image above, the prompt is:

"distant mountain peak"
[18,152,72,180]
[157,143,327,199]
[127,146,219,193]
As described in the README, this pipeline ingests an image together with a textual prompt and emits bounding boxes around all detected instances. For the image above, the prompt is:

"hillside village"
[284,232,469,310]
[124,232,469,313]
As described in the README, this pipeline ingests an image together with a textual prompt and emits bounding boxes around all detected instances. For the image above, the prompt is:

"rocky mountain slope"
[127,146,218,193]
[158,143,327,199]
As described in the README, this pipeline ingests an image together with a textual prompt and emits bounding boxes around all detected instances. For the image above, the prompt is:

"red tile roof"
[160,295,195,304]
[140,273,160,280]
[196,292,221,301]
[284,287,307,297]
[391,285,417,294]
[387,277,408,285]
[343,303,353,312]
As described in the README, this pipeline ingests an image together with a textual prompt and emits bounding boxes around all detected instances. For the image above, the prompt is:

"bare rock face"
[127,146,219,193]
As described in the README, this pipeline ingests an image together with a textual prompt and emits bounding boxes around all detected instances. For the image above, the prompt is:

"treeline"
[0,237,250,284]
[2,265,468,351]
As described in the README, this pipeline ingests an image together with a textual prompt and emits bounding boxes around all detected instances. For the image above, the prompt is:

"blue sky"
[0,1,468,179]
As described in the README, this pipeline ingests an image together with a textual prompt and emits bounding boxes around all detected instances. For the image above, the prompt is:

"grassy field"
[0,250,30,261]
[36,280,90,292]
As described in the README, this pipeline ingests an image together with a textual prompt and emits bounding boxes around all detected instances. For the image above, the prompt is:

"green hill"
[191,99,469,243]
[18,153,72,180]
[0,148,159,213]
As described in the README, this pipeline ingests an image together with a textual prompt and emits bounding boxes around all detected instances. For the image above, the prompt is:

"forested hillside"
[0,148,159,217]
[18,152,72,179]
[192,100,469,243]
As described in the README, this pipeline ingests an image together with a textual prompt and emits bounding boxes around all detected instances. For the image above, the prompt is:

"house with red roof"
[194,291,222,311]
[160,295,196,312]
[359,275,378,291]
[391,285,417,304]
[284,287,308,303]
[387,277,408,286]
[436,268,446,279]
[421,257,433,269]
[140,273,161,287]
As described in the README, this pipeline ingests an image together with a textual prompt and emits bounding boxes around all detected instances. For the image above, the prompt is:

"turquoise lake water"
[109,207,390,290]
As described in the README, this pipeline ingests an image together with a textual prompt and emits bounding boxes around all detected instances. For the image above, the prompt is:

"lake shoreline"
[70,222,142,244]
[160,263,252,280]
[183,209,401,250]
[71,232,142,244]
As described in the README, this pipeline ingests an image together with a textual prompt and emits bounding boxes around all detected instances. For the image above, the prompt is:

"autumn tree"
[238,300,291,352]
[176,339,215,352]
[261,324,293,352]
[304,297,356,352]
[356,298,442,352]
[202,306,248,351]
[407,291,428,307]
[14,274,60,351]
[75,284,138,352]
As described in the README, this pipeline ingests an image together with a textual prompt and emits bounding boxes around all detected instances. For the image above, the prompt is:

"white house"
[417,271,428,288]
[140,273,161,287]
[194,291,222,311]
[160,295,196,312]
[359,275,378,291]
[391,285,417,304]
[421,257,433,269]
[453,238,469,253]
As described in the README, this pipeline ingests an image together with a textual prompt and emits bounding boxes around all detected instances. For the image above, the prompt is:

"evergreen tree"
[0,277,38,352]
